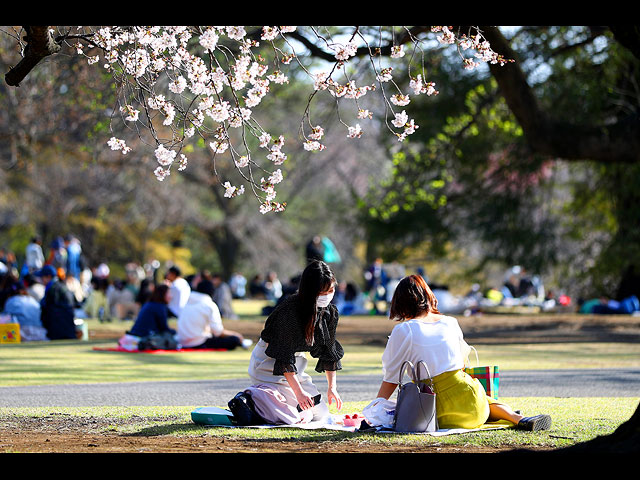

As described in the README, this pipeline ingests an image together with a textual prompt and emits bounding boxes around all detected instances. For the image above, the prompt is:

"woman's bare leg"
[488,403,524,424]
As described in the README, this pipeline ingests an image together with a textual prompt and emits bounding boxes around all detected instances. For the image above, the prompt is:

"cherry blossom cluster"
[432,26,513,69]
[64,26,507,213]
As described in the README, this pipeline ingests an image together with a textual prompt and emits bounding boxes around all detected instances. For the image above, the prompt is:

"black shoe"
[517,414,552,431]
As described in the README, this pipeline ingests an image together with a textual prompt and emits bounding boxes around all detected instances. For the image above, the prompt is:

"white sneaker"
[241,338,254,349]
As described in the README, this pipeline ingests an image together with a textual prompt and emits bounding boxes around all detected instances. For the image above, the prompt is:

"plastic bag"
[362,397,396,428]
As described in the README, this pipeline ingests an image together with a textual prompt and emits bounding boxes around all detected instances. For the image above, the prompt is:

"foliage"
[357,27,640,297]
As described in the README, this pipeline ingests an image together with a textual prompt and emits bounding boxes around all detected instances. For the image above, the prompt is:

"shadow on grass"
[126,422,368,443]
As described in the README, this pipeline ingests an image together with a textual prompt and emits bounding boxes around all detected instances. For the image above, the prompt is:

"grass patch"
[1,340,639,386]
[2,397,637,450]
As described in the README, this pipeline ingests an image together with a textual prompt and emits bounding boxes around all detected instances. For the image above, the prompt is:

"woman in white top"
[373,275,551,431]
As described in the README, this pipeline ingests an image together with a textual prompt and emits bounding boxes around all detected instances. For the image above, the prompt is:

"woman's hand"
[284,372,315,410]
[325,370,342,411]
[327,386,342,411]
[294,389,315,411]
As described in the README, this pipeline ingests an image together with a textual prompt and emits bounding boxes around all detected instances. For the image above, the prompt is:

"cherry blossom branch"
[7,26,511,213]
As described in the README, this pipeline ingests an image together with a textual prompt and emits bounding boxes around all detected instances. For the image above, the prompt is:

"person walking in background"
[305,236,325,264]
[25,237,45,273]
[47,237,68,272]
[364,257,388,314]
[65,235,82,279]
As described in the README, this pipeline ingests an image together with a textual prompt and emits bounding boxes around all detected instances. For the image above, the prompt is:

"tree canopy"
[2,26,640,296]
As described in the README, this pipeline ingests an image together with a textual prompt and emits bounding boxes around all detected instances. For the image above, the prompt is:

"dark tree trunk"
[206,224,240,281]
[556,400,640,453]
[479,26,640,165]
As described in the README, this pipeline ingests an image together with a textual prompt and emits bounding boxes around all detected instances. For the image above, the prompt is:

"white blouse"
[381,316,469,384]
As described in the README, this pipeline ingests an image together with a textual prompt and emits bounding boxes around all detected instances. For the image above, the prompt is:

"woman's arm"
[283,372,314,410]
[375,381,398,400]
[325,369,342,411]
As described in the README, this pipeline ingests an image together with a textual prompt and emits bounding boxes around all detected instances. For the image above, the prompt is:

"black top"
[40,279,76,340]
[260,293,344,376]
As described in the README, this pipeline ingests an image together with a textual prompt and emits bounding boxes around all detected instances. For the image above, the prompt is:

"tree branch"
[608,25,640,60]
[480,25,640,164]
[5,26,61,87]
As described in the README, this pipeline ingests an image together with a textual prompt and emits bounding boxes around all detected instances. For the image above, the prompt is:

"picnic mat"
[92,346,228,354]
[190,407,510,435]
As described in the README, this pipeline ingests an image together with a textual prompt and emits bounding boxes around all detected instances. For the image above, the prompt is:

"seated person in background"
[107,278,138,320]
[165,266,191,318]
[23,273,45,302]
[335,281,369,315]
[83,277,110,321]
[211,273,237,319]
[38,265,77,340]
[176,279,250,350]
[2,280,48,341]
[119,284,174,350]
[127,284,174,337]
[135,278,154,306]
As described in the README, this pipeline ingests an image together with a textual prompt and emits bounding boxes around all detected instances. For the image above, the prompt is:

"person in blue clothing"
[2,279,48,341]
[126,284,175,339]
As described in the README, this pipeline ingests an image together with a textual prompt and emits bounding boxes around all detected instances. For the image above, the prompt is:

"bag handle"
[469,345,480,367]
[398,360,435,389]
[398,360,416,385]
[415,360,434,390]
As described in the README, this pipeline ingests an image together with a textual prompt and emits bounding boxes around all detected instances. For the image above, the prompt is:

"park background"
[0,26,638,301]
[0,26,639,454]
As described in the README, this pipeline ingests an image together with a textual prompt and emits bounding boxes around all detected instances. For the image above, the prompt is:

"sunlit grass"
[1,339,639,386]
[2,397,637,450]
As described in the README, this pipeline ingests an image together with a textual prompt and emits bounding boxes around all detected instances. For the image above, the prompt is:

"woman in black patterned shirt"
[247,260,344,423]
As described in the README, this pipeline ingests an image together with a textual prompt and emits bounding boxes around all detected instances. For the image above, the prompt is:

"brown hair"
[389,275,440,321]
[150,284,169,304]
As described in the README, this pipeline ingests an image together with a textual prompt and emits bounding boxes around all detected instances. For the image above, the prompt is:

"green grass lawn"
[1,312,638,451]
[1,337,639,386]
[1,397,637,450]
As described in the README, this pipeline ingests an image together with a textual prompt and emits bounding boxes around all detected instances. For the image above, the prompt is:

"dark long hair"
[389,275,440,322]
[297,260,336,345]
[150,284,169,304]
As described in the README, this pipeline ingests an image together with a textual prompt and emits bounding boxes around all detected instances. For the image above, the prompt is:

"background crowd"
[1,232,638,345]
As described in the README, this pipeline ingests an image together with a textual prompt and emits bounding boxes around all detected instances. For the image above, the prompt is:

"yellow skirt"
[423,369,500,430]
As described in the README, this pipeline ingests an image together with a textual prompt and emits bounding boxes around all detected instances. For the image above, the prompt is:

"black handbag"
[227,391,267,426]
[393,360,438,433]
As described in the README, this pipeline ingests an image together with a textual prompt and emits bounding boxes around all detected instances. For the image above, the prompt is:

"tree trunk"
[556,400,640,453]
[206,225,240,281]
[479,26,640,164]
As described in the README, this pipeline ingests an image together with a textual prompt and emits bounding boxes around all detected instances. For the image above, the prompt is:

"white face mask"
[316,291,334,308]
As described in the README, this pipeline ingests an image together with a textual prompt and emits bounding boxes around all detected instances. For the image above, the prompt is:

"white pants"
[248,338,329,423]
